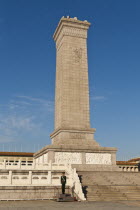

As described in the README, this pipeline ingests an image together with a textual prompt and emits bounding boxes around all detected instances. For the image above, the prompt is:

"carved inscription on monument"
[73,48,82,63]
[86,153,112,165]
[70,133,85,139]
[55,152,82,164]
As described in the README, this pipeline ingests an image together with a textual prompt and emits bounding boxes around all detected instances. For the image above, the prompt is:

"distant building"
[117,158,140,172]
[128,158,140,164]
[0,152,33,165]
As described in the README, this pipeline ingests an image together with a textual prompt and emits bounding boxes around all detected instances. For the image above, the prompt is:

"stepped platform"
[77,171,140,201]
[0,186,71,201]
[56,194,75,202]
[78,171,140,201]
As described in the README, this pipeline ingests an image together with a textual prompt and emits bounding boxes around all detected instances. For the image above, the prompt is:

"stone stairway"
[77,171,140,201]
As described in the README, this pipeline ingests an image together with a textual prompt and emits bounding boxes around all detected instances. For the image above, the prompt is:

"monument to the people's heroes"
[34,16,117,167]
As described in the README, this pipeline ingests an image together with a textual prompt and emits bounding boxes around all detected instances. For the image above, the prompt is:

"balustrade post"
[3,159,6,169]
[73,168,76,177]
[49,160,52,170]
[9,171,12,185]
[33,160,36,169]
[47,171,52,185]
[135,167,139,172]
[19,160,21,169]
[42,155,44,164]
[29,171,32,185]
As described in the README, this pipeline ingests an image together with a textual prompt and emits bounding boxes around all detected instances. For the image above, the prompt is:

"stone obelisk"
[50,16,99,147]
[34,17,117,166]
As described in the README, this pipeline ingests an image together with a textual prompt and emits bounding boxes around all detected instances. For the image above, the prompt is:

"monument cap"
[53,16,91,41]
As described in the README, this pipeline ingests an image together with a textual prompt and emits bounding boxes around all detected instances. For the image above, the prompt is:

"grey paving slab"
[0,200,140,210]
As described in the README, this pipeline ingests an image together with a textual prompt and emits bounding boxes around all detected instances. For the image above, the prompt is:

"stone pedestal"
[34,143,117,167]
[50,127,99,146]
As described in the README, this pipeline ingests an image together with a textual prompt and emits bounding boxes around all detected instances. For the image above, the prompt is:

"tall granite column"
[50,17,99,146]
[34,17,117,167]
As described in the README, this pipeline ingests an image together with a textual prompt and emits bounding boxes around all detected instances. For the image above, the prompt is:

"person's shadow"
[78,175,82,183]
[78,175,88,199]
[82,186,88,199]
[137,162,140,171]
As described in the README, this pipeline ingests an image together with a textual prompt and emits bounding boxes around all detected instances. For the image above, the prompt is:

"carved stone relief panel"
[55,152,82,164]
[73,48,82,63]
[86,153,112,165]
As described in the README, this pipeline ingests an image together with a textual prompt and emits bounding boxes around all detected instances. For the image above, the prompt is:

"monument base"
[34,142,117,168]
[34,127,117,168]
[50,127,99,147]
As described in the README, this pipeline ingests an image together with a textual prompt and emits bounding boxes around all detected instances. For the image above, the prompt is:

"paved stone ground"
[0,200,140,210]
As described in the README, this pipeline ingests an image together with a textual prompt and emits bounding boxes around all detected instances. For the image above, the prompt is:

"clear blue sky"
[0,0,140,160]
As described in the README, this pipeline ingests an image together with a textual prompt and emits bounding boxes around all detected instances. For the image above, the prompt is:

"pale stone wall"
[43,153,48,163]
[0,162,86,201]
[40,155,44,164]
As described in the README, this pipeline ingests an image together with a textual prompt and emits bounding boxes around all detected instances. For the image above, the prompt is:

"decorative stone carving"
[70,132,85,139]
[1,176,7,179]
[55,152,82,164]
[55,26,88,49]
[86,153,112,165]
[73,48,82,63]
[21,177,28,179]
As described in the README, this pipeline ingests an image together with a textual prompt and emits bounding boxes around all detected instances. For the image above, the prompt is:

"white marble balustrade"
[0,160,66,170]
[0,161,86,201]
[118,165,139,172]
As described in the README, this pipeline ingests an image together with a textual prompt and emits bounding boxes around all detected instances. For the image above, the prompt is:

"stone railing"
[0,160,66,170]
[118,165,139,172]
[0,160,86,201]
[0,171,64,186]
[65,165,86,201]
